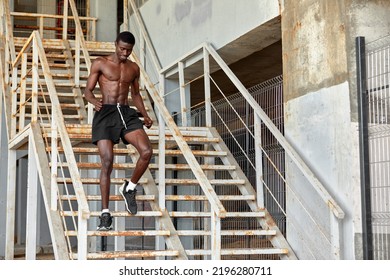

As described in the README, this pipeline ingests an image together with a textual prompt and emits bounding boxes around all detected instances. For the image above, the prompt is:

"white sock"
[125,180,137,192]
[102,209,109,214]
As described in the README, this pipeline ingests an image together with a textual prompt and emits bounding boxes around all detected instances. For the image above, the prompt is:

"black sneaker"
[97,212,113,231]
[119,180,138,214]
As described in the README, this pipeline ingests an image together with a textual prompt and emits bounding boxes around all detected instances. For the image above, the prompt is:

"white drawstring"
[116,103,128,129]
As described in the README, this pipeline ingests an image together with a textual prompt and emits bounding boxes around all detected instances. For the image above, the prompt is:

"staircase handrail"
[67,0,94,122]
[124,1,344,257]
[130,53,227,218]
[1,0,16,62]
[126,0,227,218]
[203,42,345,220]
[126,0,342,224]
[127,0,162,73]
[12,31,90,220]
[68,0,91,71]
[0,0,17,138]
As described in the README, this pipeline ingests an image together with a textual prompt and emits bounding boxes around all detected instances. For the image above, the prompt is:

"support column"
[25,135,38,259]
[5,149,17,259]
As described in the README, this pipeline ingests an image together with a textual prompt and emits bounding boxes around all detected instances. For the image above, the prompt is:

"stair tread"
[73,250,179,259]
[49,146,228,156]
[163,178,245,185]
[59,194,155,201]
[57,177,148,184]
[177,229,276,236]
[165,194,255,201]
[57,162,236,171]
[169,211,265,217]
[59,194,254,201]
[66,230,171,236]
[186,248,289,256]
[61,210,162,217]
[57,177,242,185]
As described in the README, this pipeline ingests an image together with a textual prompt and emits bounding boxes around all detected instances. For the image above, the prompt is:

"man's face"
[115,40,133,62]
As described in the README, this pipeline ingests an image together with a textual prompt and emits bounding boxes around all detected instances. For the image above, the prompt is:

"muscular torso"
[97,56,138,105]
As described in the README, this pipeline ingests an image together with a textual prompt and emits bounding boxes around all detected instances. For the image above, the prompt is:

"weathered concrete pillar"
[281,0,390,259]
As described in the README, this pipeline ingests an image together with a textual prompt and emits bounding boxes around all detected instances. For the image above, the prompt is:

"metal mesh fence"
[191,75,286,237]
[366,34,390,260]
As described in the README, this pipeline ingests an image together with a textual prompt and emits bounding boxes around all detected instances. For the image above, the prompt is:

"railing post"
[203,41,215,255]
[178,61,187,126]
[39,16,43,38]
[26,133,38,259]
[123,0,129,31]
[75,28,80,88]
[10,65,17,138]
[356,36,373,260]
[254,113,264,208]
[211,212,221,260]
[156,73,166,255]
[203,47,212,127]
[114,156,126,259]
[91,20,96,41]
[5,149,16,259]
[77,211,88,260]
[63,0,69,40]
[158,73,166,209]
[51,112,59,211]
[330,212,341,259]
[32,36,38,123]
[19,53,27,131]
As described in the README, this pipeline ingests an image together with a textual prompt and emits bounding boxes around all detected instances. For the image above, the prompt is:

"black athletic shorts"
[92,104,144,145]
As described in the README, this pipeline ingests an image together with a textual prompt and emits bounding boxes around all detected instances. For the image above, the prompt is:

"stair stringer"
[140,89,157,124]
[207,127,297,260]
[127,147,188,260]
[29,122,70,259]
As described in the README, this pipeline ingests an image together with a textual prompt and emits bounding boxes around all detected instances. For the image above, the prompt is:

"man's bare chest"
[101,64,135,83]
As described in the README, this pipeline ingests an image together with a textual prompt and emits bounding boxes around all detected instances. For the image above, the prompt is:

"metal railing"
[11,2,96,40]
[126,0,345,258]
[1,0,91,259]
[191,75,286,233]
[10,30,90,259]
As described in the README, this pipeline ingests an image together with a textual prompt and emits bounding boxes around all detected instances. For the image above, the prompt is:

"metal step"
[61,210,162,217]
[65,230,171,237]
[72,250,179,260]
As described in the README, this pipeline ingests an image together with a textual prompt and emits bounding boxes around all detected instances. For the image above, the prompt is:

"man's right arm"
[84,59,103,111]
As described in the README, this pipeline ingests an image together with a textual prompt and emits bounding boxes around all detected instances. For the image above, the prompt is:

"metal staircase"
[0,1,298,259]
[1,31,295,259]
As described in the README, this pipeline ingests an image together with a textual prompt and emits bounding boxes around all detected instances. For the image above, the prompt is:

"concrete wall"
[37,0,56,38]
[139,0,281,67]
[281,0,390,259]
[90,0,117,42]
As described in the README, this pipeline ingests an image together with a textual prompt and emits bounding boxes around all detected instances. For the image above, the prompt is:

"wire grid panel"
[191,75,286,238]
[366,34,390,260]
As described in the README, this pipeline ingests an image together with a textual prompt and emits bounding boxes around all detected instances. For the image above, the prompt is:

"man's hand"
[94,100,103,111]
[143,116,153,129]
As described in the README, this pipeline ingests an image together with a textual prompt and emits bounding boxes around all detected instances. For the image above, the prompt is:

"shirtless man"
[84,31,153,231]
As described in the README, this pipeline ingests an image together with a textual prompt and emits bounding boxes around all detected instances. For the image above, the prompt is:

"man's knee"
[101,158,113,172]
[140,146,153,161]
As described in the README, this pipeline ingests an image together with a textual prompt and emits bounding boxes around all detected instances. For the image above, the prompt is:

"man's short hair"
[116,31,135,45]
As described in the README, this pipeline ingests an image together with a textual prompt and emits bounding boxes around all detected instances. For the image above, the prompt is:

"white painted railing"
[125,0,345,257]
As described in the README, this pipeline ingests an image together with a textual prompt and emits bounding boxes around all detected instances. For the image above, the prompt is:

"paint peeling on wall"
[174,0,212,27]
[191,0,212,27]
[175,0,191,22]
